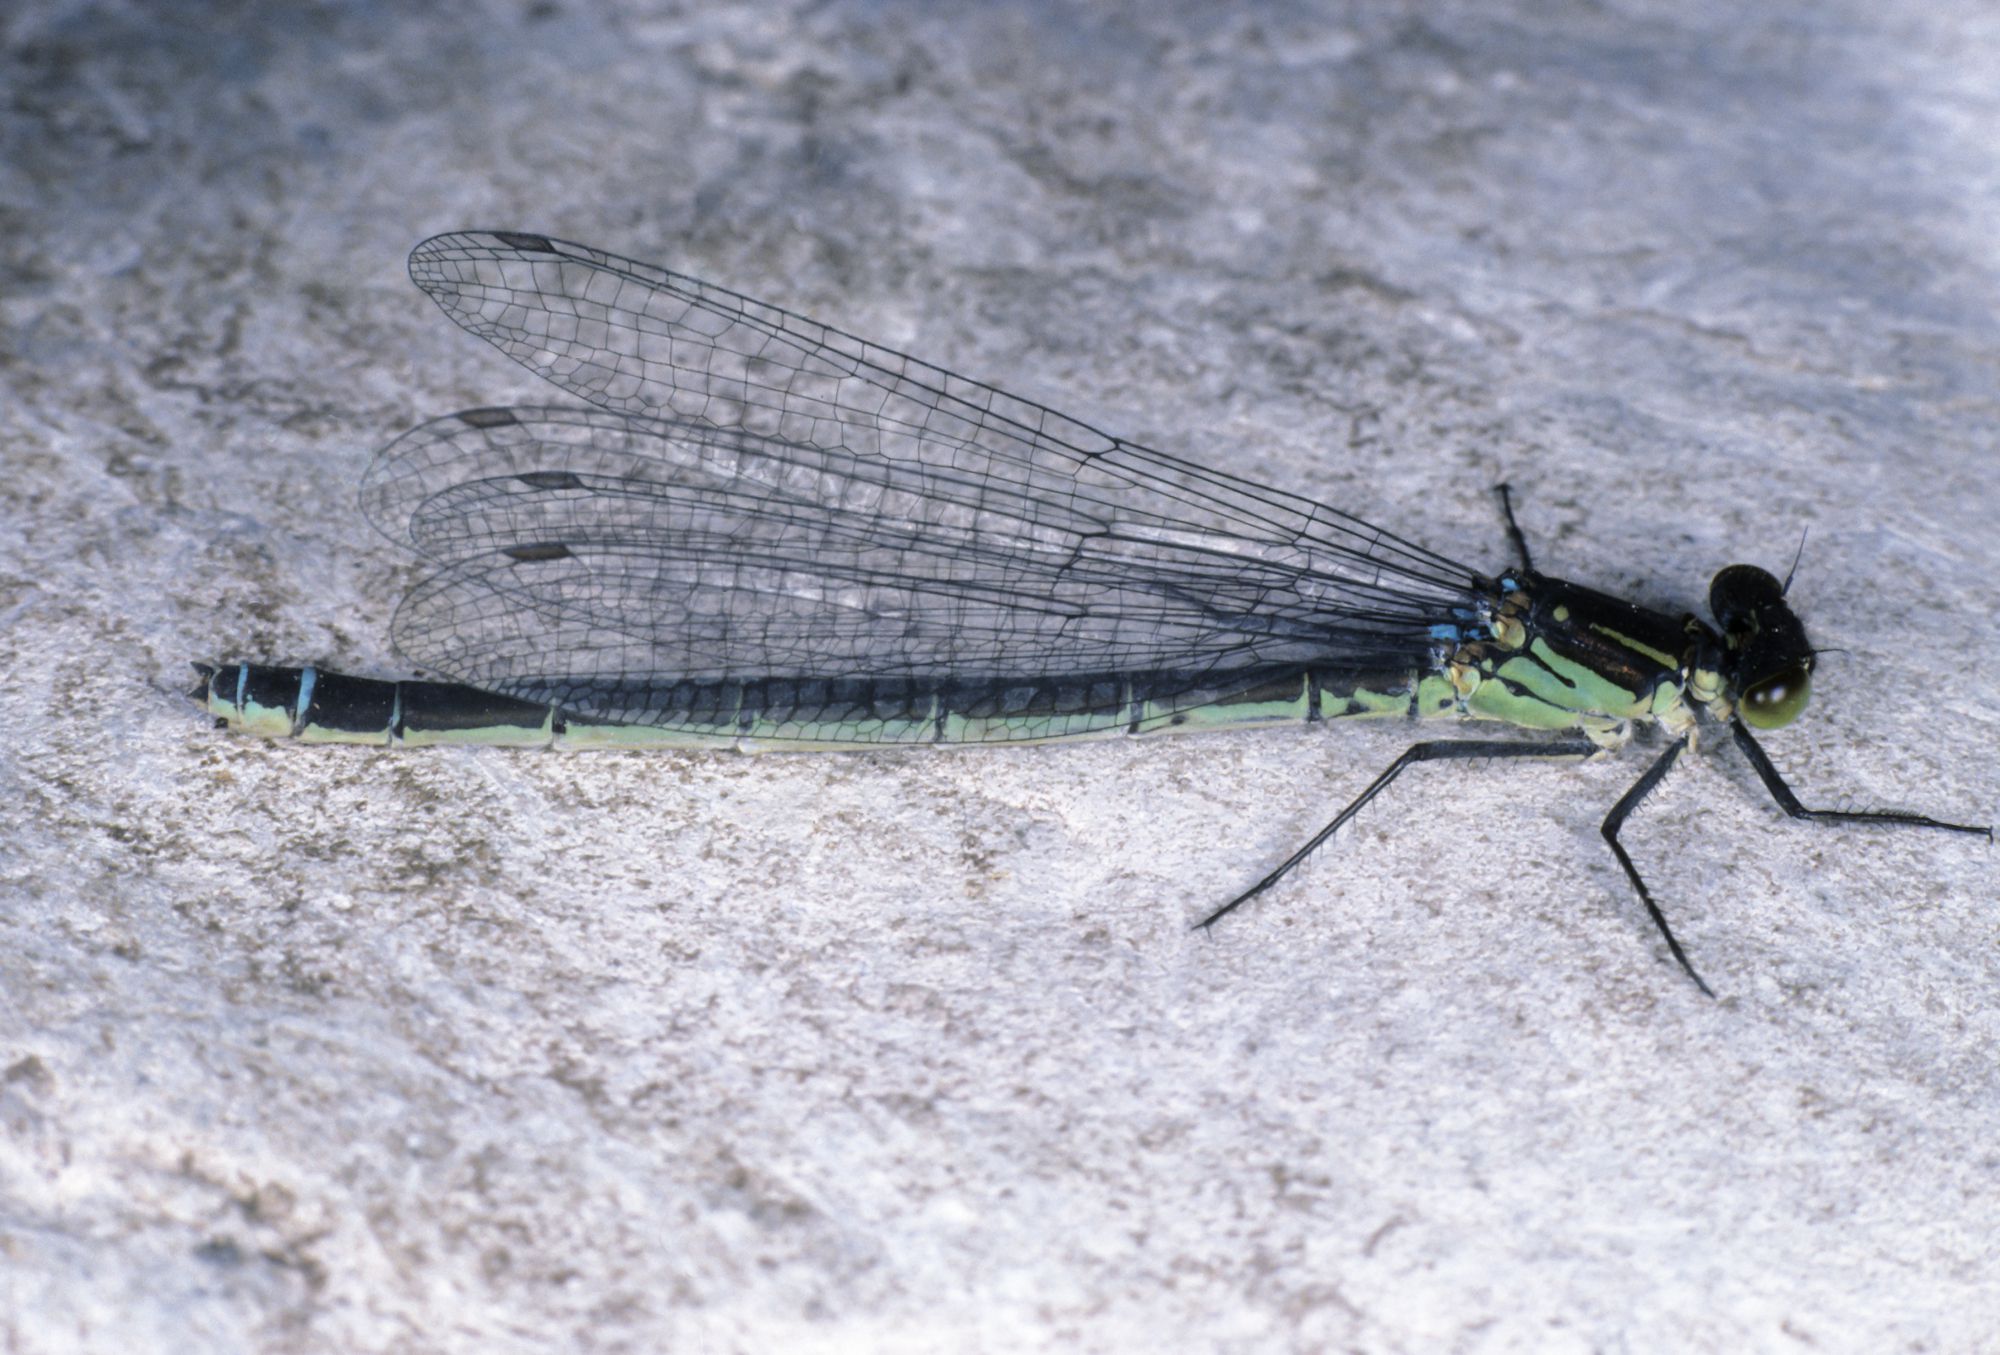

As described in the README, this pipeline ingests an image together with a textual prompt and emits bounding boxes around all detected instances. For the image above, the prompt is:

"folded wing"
[362,233,1488,734]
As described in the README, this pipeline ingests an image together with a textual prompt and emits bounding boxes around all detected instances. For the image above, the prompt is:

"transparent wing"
[364,406,1469,701]
[368,233,1491,730]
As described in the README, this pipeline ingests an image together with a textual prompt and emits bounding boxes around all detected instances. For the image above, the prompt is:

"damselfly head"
[1708,564,1813,729]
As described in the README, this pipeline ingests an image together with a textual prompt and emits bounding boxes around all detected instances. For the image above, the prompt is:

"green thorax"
[1437,573,1704,738]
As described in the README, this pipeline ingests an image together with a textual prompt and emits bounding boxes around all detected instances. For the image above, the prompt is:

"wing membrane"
[370,234,1490,733]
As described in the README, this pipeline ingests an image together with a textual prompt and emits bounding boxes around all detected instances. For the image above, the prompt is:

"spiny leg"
[1731,720,1993,838]
[1494,481,1536,574]
[1598,735,1713,997]
[1196,737,1597,930]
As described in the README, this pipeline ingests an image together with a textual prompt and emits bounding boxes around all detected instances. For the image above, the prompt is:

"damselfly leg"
[1495,481,1536,574]
[1196,737,1600,930]
[1729,721,1993,839]
[1598,734,1712,995]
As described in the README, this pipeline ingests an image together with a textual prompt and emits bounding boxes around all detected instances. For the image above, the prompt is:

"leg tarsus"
[1599,734,1715,998]
[1197,736,1595,931]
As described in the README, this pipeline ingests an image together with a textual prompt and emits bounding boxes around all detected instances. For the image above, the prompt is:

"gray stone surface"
[2,1,1996,1350]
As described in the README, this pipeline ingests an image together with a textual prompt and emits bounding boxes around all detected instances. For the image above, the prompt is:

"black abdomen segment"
[193,664,558,747]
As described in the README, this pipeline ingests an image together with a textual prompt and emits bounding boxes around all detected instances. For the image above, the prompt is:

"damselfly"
[195,231,1990,995]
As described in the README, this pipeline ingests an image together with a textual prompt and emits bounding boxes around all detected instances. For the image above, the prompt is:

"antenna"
[1781,527,1809,595]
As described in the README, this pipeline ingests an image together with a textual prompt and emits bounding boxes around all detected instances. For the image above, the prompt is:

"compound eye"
[1709,564,1784,630]
[1740,665,1812,729]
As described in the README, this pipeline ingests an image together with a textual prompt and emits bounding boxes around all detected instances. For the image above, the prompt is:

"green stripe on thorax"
[1432,574,1707,736]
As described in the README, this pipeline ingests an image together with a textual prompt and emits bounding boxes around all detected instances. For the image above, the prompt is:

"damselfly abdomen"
[195,232,1989,995]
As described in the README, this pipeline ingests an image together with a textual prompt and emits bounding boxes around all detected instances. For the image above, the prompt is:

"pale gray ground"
[2,2,1997,1351]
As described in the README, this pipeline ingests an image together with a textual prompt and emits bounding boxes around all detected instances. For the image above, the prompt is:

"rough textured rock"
[3,2,1995,1349]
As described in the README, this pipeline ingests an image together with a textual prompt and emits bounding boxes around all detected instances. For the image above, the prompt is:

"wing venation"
[363,234,1487,733]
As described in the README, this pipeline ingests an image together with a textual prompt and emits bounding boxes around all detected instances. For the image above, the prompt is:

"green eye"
[1740,665,1811,729]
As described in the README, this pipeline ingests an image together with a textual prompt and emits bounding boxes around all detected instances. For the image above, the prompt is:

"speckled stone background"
[2,2,1996,1351]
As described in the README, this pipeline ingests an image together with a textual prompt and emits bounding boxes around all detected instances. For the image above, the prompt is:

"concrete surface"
[2,1,1996,1350]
